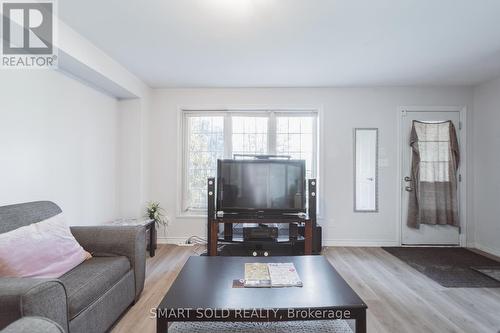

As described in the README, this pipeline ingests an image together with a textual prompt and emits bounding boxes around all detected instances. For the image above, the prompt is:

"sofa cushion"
[0,213,91,278]
[59,256,131,319]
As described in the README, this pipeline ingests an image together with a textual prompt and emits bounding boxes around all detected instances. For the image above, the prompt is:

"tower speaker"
[308,178,321,253]
[207,177,216,254]
[308,179,317,220]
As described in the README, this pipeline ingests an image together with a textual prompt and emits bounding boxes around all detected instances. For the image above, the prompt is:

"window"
[276,116,315,179]
[232,116,268,156]
[182,110,318,212]
[184,115,224,210]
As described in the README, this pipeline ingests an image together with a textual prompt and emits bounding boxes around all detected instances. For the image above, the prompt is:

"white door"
[401,110,461,245]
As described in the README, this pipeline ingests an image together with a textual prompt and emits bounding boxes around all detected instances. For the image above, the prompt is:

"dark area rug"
[471,267,500,283]
[382,247,500,288]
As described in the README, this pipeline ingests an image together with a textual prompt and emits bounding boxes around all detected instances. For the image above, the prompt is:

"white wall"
[0,68,479,247]
[472,77,500,256]
[0,70,119,225]
[116,96,151,218]
[150,87,473,245]
[0,14,154,225]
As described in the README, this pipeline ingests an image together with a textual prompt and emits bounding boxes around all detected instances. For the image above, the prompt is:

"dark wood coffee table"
[157,256,367,333]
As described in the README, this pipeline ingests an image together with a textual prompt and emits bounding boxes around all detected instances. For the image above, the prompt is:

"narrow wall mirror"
[354,128,379,212]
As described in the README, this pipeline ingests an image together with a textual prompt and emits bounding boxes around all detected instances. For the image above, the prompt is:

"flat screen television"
[216,159,306,213]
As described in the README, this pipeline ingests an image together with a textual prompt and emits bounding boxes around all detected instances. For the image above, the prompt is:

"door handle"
[404,176,412,182]
[366,177,374,181]
[405,186,413,192]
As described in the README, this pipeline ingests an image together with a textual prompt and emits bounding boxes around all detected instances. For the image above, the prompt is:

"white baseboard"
[159,237,496,253]
[158,236,399,247]
[157,237,191,245]
[471,242,500,257]
[322,239,399,247]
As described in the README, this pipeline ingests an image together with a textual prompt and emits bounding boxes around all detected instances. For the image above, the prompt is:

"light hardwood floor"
[112,246,500,333]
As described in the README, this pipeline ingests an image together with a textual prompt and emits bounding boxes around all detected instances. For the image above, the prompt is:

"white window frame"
[178,107,321,217]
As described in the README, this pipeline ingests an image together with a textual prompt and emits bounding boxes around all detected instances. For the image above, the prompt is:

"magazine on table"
[244,262,303,288]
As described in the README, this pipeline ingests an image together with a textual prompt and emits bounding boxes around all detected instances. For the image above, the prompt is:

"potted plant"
[146,202,168,251]
[146,202,168,229]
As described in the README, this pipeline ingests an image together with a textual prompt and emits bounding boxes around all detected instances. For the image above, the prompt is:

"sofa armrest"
[1,317,65,333]
[0,278,68,332]
[70,226,146,300]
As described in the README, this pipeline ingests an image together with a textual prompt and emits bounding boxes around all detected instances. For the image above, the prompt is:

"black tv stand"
[207,178,321,256]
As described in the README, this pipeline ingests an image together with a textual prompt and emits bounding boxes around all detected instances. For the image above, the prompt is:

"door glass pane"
[416,123,452,182]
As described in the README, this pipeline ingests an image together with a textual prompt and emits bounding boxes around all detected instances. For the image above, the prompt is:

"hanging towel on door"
[407,120,460,229]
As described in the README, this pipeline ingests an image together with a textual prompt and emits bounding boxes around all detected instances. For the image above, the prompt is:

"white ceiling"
[59,0,500,88]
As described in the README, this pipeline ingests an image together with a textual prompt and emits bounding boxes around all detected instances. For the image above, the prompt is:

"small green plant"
[146,202,168,229]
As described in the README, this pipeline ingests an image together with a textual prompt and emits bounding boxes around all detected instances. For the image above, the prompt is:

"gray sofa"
[0,201,146,333]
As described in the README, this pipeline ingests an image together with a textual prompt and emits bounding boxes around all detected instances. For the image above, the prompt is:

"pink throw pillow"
[0,213,91,278]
